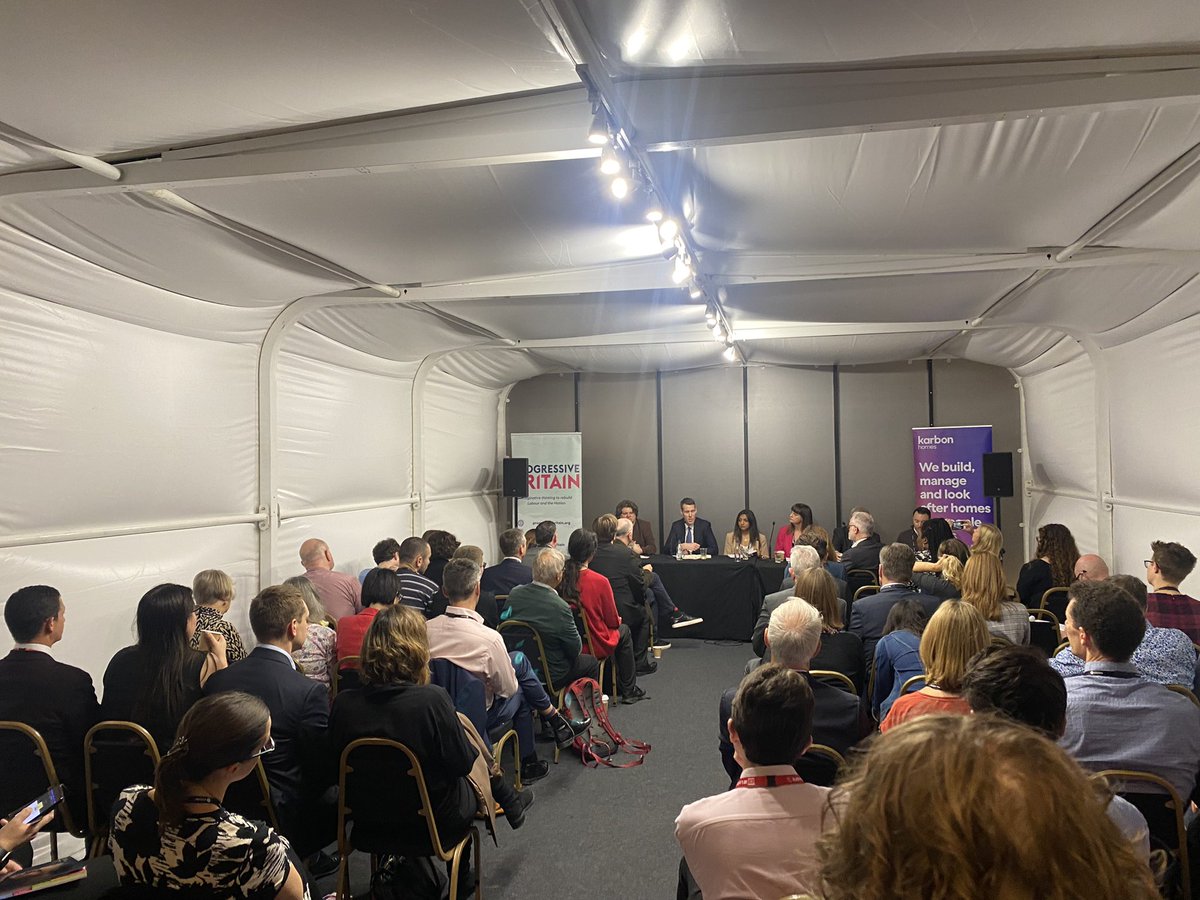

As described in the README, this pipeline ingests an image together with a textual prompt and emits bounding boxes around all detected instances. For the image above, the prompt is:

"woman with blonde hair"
[969,522,1004,557]
[879,600,989,732]
[911,538,968,598]
[960,552,1029,645]
[797,568,864,692]
[815,715,1157,900]
[283,575,337,691]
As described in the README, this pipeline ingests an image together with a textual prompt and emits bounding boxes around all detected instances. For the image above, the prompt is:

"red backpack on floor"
[561,677,651,768]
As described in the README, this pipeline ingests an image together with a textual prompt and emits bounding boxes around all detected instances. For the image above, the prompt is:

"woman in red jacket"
[557,529,648,705]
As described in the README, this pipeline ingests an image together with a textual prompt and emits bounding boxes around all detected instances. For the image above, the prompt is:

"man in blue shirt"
[1059,580,1200,801]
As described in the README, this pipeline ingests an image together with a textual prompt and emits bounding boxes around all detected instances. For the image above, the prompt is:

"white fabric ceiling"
[4,0,1200,681]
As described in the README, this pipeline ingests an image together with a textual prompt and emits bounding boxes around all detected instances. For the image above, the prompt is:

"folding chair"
[794,743,847,788]
[332,655,361,697]
[809,670,856,694]
[1092,769,1190,899]
[222,759,281,832]
[498,620,566,761]
[1166,683,1200,708]
[335,738,481,900]
[1027,608,1061,658]
[1039,586,1070,622]
[0,721,87,860]
[83,720,160,857]
[429,658,521,791]
[900,674,927,695]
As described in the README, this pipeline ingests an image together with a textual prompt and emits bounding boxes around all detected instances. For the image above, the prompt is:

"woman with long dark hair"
[108,692,308,898]
[870,598,929,719]
[774,502,814,555]
[1017,523,1080,608]
[557,528,645,704]
[102,583,227,751]
[724,508,767,557]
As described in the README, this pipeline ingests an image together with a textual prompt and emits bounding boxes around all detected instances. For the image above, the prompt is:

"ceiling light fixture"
[657,219,679,243]
[610,176,629,199]
[723,345,737,362]
[671,254,691,284]
[599,144,621,175]
[588,109,609,145]
[688,280,703,299]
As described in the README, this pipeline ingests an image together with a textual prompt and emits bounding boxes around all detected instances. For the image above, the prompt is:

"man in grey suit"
[752,545,846,658]
[848,543,942,671]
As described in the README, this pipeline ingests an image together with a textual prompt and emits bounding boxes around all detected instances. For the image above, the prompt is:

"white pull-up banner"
[510,432,583,537]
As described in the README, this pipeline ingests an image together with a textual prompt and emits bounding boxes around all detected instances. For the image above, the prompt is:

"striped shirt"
[397,570,439,617]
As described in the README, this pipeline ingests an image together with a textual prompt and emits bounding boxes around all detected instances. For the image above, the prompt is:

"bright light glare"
[624,26,648,58]
[645,205,663,223]
[689,281,703,299]
[657,219,679,242]
[723,345,737,362]
[682,196,693,218]
[610,176,629,199]
[600,145,621,175]
[712,323,725,340]
[705,308,717,325]
[671,255,690,284]
[667,37,691,61]
[588,111,608,145]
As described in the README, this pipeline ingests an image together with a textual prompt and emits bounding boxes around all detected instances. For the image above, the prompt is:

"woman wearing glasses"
[109,691,308,898]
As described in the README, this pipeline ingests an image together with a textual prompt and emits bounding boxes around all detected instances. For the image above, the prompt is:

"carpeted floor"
[316,638,750,898]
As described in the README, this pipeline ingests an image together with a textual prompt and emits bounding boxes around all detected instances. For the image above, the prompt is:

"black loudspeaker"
[502,458,530,498]
[982,452,1014,497]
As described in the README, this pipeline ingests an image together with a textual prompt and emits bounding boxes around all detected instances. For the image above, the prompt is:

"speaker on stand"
[502,457,530,529]
[982,452,1014,532]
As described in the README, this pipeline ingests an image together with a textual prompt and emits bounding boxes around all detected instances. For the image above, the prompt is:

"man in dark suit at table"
[204,583,335,865]
[0,585,101,828]
[837,509,884,572]
[848,543,942,670]
[663,497,720,556]
[481,528,534,597]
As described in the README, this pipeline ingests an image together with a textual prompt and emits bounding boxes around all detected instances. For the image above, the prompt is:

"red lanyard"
[735,774,804,789]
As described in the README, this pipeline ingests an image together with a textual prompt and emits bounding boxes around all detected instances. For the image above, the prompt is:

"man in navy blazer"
[848,543,943,670]
[0,586,101,827]
[480,528,534,596]
[204,583,333,858]
[663,498,720,556]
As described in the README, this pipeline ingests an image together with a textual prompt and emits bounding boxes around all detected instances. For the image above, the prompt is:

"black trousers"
[563,652,600,685]
[618,599,651,661]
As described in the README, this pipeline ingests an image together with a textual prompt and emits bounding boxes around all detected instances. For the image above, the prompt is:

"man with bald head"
[299,538,362,621]
[1074,554,1110,582]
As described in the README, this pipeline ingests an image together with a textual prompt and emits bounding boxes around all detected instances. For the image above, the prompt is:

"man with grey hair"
[502,548,600,693]
[481,527,533,596]
[849,542,942,670]
[752,545,845,658]
[837,509,883,572]
[428,557,586,785]
[616,516,701,647]
[719,599,871,785]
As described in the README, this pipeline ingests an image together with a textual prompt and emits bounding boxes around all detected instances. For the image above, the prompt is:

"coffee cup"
[774,550,785,563]
[653,646,663,659]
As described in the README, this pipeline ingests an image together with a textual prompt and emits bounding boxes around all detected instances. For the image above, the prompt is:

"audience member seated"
[335,568,400,671]
[102,583,228,751]
[1052,574,1196,686]
[357,537,401,584]
[848,543,940,671]
[803,524,845,582]
[204,585,334,862]
[1058,580,1200,800]
[677,665,827,900]
[591,515,654,671]
[774,502,814,557]
[796,569,864,693]
[0,800,56,876]
[188,569,247,664]
[723,508,768,557]
[522,521,558,569]
[870,599,928,720]
[283,576,337,691]
[1075,553,1111,582]
[960,551,1030,645]
[1016,523,1079,608]
[392,536,439,617]
[450,544,501,628]
[420,530,459,590]
[330,605,530,863]
[910,538,967,599]
[299,538,362,621]
[720,599,871,783]
[755,545,844,657]
[837,510,883,572]
[501,549,600,687]
[613,516,701,640]
[962,644,1151,863]
[616,499,657,555]
[556,530,647,704]
[109,692,309,899]
[895,506,932,554]
[0,585,100,826]
[427,558,586,784]
[663,497,720,556]
[968,521,1004,558]
[880,600,989,732]
[815,715,1158,900]
[480,528,533,596]
[1143,539,1200,643]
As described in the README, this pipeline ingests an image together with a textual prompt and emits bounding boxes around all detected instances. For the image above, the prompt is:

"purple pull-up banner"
[912,426,994,543]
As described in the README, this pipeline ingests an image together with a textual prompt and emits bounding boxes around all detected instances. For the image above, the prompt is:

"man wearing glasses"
[1144,541,1200,643]
[204,584,337,875]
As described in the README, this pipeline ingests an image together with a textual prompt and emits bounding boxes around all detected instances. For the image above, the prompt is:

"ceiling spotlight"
[610,176,630,199]
[657,219,679,242]
[671,255,691,284]
[600,145,621,175]
[724,332,735,346]
[704,306,717,325]
[645,203,663,223]
[661,242,678,261]
[588,109,609,145]
[712,323,726,341]
[688,280,703,299]
[717,287,728,303]
[683,196,693,219]
[723,345,737,362]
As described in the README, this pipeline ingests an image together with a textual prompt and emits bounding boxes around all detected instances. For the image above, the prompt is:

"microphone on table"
[768,522,776,559]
